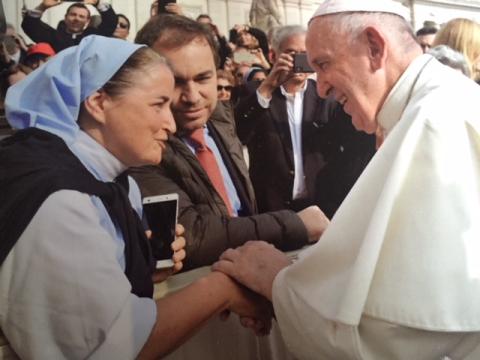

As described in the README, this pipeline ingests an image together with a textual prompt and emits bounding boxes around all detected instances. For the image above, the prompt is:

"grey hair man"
[214,0,480,359]
[235,24,375,218]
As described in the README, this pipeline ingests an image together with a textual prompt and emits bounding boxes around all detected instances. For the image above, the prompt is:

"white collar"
[69,130,127,182]
[280,79,309,97]
[378,54,434,136]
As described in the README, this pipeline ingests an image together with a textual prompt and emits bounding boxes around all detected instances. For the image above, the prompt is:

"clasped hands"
[212,206,329,336]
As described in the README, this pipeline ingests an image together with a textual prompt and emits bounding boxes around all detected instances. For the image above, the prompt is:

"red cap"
[27,43,56,57]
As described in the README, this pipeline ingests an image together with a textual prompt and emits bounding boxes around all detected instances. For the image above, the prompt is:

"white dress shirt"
[257,81,309,200]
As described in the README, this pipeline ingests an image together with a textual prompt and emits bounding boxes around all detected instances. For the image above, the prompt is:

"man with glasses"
[21,0,117,53]
[216,69,234,101]
[113,14,130,40]
[236,25,375,218]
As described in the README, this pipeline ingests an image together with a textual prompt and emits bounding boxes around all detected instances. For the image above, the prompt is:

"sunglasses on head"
[217,85,233,91]
[117,23,129,29]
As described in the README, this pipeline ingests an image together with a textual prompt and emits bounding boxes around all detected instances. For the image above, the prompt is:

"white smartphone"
[142,193,179,269]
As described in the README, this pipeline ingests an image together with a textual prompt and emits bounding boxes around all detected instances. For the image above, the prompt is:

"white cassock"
[272,54,480,359]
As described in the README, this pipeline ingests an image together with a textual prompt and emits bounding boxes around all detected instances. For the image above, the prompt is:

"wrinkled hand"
[212,241,290,300]
[149,224,187,283]
[296,205,329,243]
[257,52,294,98]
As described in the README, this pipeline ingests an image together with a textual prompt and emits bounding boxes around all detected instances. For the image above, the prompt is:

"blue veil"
[5,35,144,145]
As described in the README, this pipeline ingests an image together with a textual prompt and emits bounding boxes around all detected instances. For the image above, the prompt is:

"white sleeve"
[0,190,156,359]
[272,269,480,360]
[256,89,272,108]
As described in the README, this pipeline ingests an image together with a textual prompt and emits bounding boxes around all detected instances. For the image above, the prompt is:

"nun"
[0,35,270,359]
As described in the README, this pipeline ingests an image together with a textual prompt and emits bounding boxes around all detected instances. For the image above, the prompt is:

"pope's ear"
[364,26,386,71]
[82,90,109,124]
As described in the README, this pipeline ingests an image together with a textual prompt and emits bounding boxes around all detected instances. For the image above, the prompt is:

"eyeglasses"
[217,85,233,91]
[117,23,129,29]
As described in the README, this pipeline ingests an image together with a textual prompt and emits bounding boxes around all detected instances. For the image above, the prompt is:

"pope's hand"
[212,241,290,301]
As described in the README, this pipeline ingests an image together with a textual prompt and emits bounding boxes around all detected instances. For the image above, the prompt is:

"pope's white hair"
[318,12,416,48]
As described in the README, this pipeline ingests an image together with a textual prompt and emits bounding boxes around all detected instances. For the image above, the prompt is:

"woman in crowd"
[433,18,480,82]
[0,35,270,359]
[217,69,235,101]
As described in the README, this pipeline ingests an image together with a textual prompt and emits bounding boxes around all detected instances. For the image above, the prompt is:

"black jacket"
[130,102,308,270]
[21,6,117,53]
[235,79,376,218]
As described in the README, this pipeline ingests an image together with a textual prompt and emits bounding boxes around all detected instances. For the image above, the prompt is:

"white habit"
[272,55,480,359]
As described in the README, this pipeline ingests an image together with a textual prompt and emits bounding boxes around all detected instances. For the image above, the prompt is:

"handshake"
[212,205,329,336]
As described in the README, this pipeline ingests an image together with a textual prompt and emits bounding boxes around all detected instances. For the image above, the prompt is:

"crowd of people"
[1,0,480,358]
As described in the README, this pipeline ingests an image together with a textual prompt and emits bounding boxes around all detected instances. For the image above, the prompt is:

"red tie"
[189,128,234,216]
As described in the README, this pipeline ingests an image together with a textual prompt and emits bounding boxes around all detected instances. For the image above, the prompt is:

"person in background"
[217,69,235,101]
[229,24,270,63]
[0,35,270,359]
[113,14,130,40]
[244,65,268,83]
[415,22,438,53]
[433,18,480,82]
[234,63,251,86]
[21,0,117,53]
[230,24,271,70]
[22,42,56,70]
[235,25,375,217]
[0,34,25,69]
[214,1,480,359]
[196,14,232,69]
[132,14,328,270]
[150,0,183,17]
[428,44,471,77]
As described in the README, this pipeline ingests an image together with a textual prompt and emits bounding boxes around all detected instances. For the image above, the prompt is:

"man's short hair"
[196,14,212,22]
[66,3,91,18]
[416,27,437,37]
[271,25,306,53]
[135,14,220,68]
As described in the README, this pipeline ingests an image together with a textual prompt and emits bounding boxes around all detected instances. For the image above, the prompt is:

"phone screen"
[142,194,178,268]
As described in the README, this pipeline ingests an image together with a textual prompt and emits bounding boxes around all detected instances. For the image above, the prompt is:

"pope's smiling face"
[306,17,388,134]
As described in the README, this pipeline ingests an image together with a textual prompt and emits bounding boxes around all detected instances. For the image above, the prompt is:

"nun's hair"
[102,47,170,98]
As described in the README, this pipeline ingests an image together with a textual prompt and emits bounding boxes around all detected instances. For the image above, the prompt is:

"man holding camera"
[21,0,117,53]
[235,25,376,218]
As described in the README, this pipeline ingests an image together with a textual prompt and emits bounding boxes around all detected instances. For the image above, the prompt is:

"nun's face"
[101,63,176,167]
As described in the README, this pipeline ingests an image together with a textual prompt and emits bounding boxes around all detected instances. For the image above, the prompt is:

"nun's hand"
[149,224,186,283]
